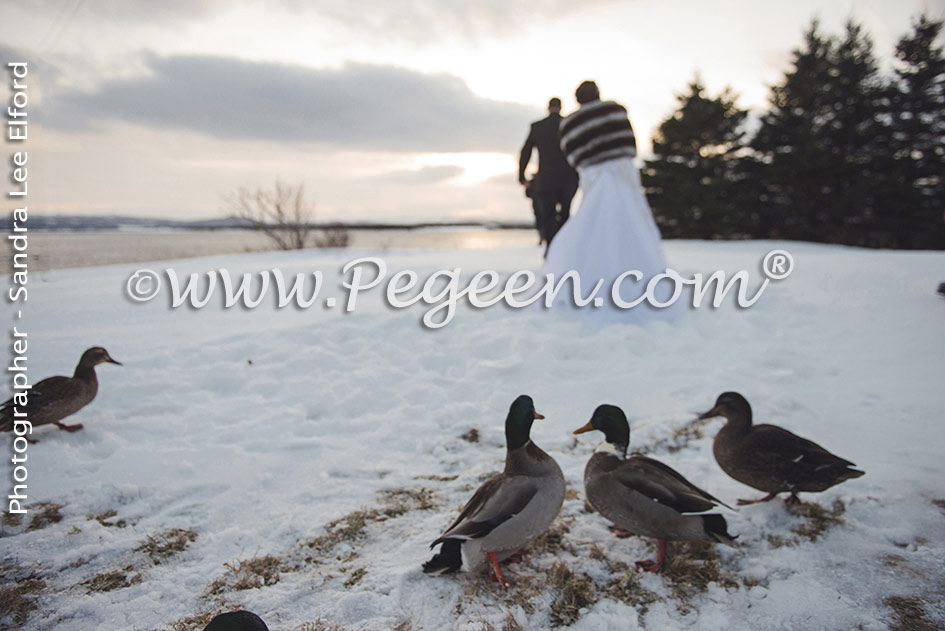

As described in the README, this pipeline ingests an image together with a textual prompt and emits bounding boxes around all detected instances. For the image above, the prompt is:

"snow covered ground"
[2,240,944,631]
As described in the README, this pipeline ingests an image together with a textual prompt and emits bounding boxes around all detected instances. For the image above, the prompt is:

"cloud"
[30,0,621,43]
[32,0,227,24]
[0,44,28,63]
[288,0,623,44]
[368,165,465,184]
[43,54,538,152]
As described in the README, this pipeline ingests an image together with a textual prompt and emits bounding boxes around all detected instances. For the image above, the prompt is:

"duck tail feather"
[701,514,737,545]
[422,539,463,575]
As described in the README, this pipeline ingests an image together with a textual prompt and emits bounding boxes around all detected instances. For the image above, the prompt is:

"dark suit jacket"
[519,113,579,193]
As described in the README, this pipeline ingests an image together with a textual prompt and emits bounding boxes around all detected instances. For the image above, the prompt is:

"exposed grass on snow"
[762,499,848,549]
[161,602,245,631]
[786,499,846,542]
[464,571,541,615]
[414,473,459,482]
[298,620,348,631]
[90,509,128,529]
[529,517,576,557]
[28,503,64,531]
[343,567,367,588]
[83,568,143,593]
[662,540,739,604]
[302,486,437,560]
[548,561,598,627]
[379,487,438,516]
[603,565,660,614]
[1,503,64,538]
[136,527,199,564]
[206,554,285,595]
[0,561,47,630]
[883,596,940,631]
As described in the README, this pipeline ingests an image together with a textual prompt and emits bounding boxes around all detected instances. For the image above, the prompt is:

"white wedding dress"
[541,157,684,324]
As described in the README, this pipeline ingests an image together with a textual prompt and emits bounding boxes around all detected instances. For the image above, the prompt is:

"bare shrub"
[228,180,319,250]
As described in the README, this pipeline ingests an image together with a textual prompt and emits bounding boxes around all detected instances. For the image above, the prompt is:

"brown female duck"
[1,347,122,441]
[700,392,864,505]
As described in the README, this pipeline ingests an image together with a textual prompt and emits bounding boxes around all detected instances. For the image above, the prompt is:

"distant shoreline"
[2,214,534,233]
[5,226,540,274]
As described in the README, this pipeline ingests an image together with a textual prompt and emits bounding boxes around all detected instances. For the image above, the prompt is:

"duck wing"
[21,376,87,420]
[746,425,859,473]
[615,456,732,513]
[432,474,538,546]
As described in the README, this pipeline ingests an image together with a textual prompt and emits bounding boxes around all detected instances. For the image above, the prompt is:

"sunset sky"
[2,0,942,223]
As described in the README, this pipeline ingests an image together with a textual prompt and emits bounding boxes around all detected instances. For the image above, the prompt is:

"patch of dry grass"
[136,528,198,564]
[765,533,798,548]
[164,603,244,631]
[529,518,575,556]
[414,474,459,482]
[586,543,660,613]
[206,555,285,595]
[880,554,908,569]
[548,561,598,627]
[1,511,23,529]
[0,562,46,630]
[661,540,738,602]
[343,567,367,588]
[604,566,660,614]
[83,569,142,593]
[379,487,437,517]
[302,487,436,560]
[467,571,541,614]
[883,596,939,631]
[787,499,846,541]
[461,429,480,443]
[27,503,64,531]
[502,613,523,631]
[299,620,349,631]
[90,509,127,529]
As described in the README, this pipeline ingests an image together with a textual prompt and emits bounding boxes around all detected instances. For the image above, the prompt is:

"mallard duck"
[423,395,566,589]
[0,347,122,441]
[699,392,865,505]
[574,404,735,572]
[203,610,269,631]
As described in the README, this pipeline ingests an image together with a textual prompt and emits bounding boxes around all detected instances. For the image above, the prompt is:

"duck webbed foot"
[736,492,779,506]
[785,492,801,505]
[608,525,634,539]
[55,422,84,432]
[634,539,666,573]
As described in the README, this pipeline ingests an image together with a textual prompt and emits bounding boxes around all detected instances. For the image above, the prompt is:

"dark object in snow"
[0,347,122,442]
[937,282,945,297]
[423,395,566,589]
[700,392,865,505]
[574,404,735,572]
[203,610,269,631]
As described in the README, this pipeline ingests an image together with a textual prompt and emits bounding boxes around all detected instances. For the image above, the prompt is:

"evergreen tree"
[884,14,945,249]
[642,78,749,238]
[751,20,885,244]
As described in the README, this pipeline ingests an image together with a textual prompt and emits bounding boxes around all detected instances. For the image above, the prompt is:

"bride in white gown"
[542,81,683,324]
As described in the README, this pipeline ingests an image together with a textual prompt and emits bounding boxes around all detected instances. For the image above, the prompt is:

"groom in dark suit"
[519,97,579,253]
